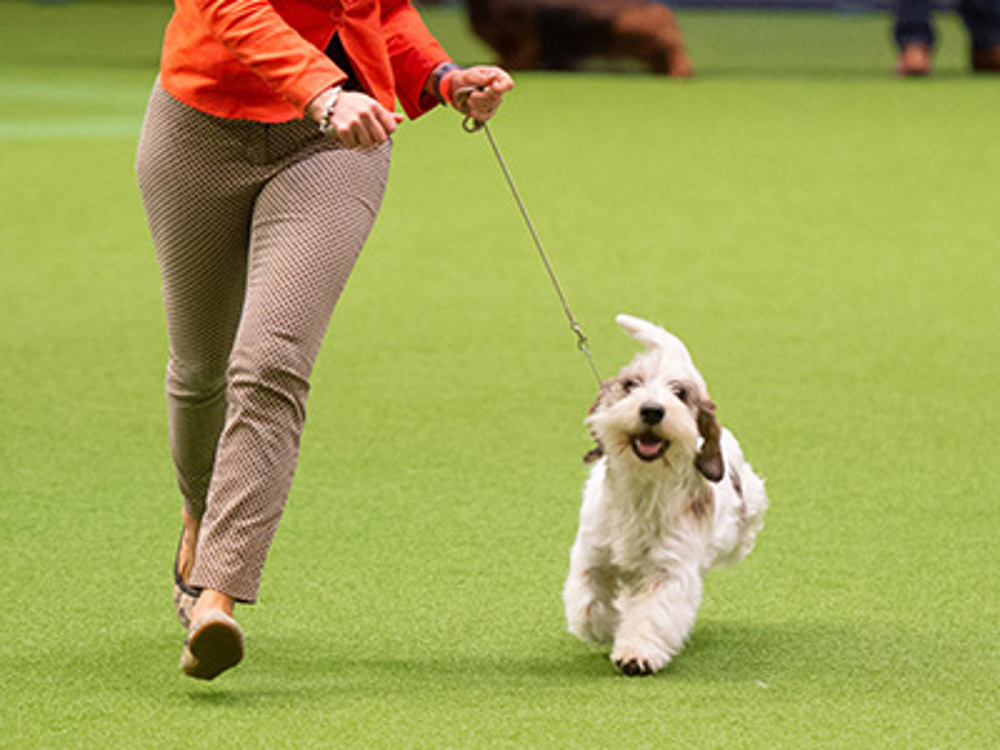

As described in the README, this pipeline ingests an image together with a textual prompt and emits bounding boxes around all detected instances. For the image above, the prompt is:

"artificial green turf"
[1,2,998,747]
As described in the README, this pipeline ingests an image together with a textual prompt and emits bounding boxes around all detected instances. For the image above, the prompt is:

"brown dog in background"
[466,0,693,78]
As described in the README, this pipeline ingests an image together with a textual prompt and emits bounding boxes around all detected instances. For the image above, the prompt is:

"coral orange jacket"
[160,0,452,122]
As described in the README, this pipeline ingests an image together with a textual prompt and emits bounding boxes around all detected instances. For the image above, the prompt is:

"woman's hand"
[308,88,405,149]
[448,66,514,124]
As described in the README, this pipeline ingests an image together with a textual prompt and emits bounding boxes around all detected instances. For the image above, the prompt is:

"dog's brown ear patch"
[588,380,613,416]
[583,381,611,464]
[694,399,724,482]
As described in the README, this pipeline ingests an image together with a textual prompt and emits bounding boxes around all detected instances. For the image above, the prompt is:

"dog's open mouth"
[631,433,669,462]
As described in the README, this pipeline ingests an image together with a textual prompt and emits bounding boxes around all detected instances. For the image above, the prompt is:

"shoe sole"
[181,617,244,681]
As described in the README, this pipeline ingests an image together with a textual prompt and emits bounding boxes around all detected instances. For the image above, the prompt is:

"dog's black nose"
[640,403,665,425]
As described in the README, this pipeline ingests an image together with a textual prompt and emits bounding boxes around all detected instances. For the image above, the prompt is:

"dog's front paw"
[614,657,655,677]
[610,644,668,677]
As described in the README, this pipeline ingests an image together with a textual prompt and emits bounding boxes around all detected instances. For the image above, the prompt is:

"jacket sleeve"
[175,0,347,115]
[381,0,452,119]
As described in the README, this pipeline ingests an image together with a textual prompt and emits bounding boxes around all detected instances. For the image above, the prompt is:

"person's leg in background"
[894,0,936,75]
[959,0,1000,71]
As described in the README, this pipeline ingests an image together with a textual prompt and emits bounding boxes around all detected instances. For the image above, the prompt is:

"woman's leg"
[188,137,392,604]
[137,85,259,524]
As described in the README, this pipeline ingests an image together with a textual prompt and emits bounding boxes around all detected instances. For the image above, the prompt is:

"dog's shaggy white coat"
[563,315,767,676]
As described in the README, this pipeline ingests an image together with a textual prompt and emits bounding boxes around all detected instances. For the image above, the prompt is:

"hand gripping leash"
[455,88,602,387]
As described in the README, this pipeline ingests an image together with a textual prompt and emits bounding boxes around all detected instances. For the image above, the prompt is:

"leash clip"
[572,323,602,385]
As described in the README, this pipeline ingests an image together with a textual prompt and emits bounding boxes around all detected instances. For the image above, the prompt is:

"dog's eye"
[672,384,690,403]
[621,378,641,394]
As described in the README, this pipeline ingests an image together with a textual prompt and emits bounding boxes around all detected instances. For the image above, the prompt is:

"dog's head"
[584,314,724,482]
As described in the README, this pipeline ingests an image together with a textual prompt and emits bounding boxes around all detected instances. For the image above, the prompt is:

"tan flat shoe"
[180,611,244,680]
[173,532,201,630]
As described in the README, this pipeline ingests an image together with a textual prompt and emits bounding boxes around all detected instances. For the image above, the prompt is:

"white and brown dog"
[563,315,767,676]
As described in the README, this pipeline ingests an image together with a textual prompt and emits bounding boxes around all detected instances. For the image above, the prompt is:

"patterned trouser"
[136,83,391,602]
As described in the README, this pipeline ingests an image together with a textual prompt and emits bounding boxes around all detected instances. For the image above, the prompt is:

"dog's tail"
[615,314,699,373]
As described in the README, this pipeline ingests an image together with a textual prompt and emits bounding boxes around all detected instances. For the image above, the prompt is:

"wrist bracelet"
[432,63,464,106]
[318,87,342,135]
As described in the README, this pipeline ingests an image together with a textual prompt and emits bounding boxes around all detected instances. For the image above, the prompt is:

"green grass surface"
[2,2,998,747]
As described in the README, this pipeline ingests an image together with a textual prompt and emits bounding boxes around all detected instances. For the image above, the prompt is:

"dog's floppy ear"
[694,399,724,482]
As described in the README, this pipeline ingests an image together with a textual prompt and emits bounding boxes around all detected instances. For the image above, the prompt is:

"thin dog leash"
[455,87,603,387]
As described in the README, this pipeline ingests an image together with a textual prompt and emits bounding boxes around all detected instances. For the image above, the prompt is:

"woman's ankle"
[191,589,235,622]
[177,508,201,584]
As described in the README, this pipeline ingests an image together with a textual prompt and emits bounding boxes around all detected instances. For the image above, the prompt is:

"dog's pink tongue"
[636,438,662,457]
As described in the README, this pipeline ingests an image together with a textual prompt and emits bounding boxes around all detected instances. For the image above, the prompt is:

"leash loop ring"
[454,85,486,133]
